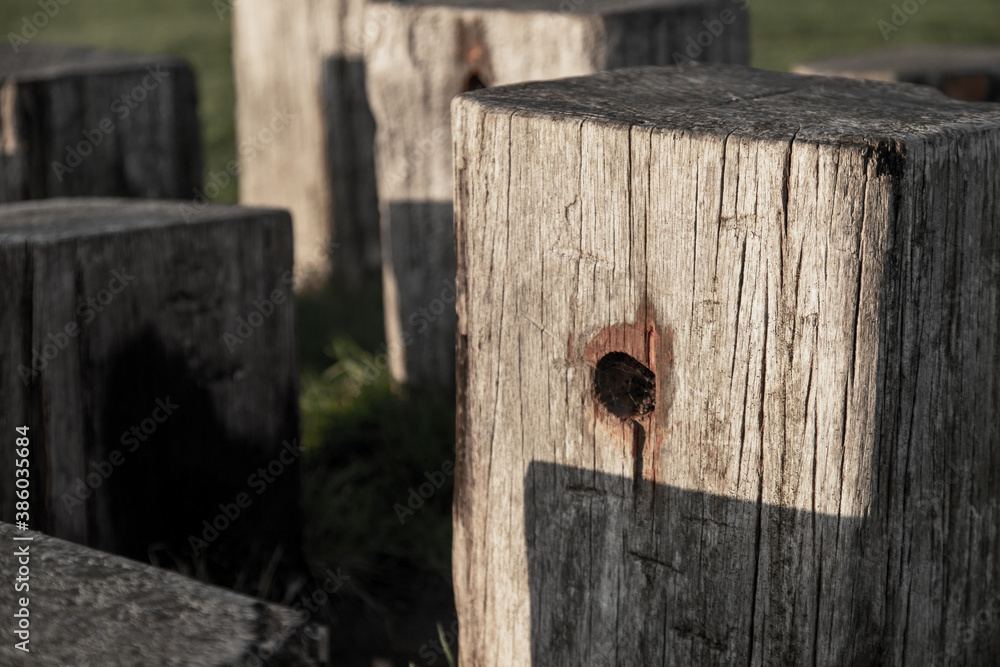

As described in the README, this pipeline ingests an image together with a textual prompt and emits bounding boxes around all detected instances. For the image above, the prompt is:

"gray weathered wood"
[366,0,750,389]
[0,522,322,666]
[0,44,201,202]
[452,64,1000,666]
[0,199,301,569]
[794,45,1000,102]
[233,0,380,288]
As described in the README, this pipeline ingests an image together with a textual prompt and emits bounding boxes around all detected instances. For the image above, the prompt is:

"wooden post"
[794,45,1000,102]
[232,0,380,288]
[0,199,301,572]
[0,44,201,202]
[452,64,1000,666]
[0,522,323,665]
[366,0,751,390]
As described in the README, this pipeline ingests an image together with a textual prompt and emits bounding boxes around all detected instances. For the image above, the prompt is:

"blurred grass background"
[2,0,998,662]
[2,0,998,205]
[1,0,239,202]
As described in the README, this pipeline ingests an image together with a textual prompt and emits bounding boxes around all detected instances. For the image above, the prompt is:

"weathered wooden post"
[794,45,1000,102]
[0,199,301,572]
[452,64,1000,665]
[0,523,324,665]
[0,44,201,201]
[366,0,750,389]
[232,0,380,287]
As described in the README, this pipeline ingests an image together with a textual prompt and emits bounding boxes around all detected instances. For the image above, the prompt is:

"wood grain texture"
[794,45,1000,102]
[0,199,301,569]
[0,522,321,666]
[233,0,380,287]
[366,0,750,389]
[452,64,1000,666]
[0,44,201,202]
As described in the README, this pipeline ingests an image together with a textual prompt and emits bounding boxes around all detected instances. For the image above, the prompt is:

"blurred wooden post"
[365,0,750,390]
[232,0,381,288]
[0,522,323,666]
[0,199,301,572]
[794,45,1000,102]
[0,44,201,202]
[452,65,1000,665]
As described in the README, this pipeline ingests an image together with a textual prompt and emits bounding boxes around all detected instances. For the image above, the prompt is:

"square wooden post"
[0,199,301,572]
[453,65,1000,666]
[232,0,380,288]
[0,522,322,665]
[366,0,750,389]
[0,44,201,202]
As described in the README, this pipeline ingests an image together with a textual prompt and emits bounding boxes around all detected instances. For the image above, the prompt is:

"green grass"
[750,0,1000,71]
[3,0,998,206]
[3,0,997,202]
[0,0,238,202]
[300,346,456,581]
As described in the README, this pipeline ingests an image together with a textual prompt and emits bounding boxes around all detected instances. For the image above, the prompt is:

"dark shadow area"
[303,382,458,667]
[916,73,999,102]
[295,273,458,665]
[594,352,656,419]
[525,461,888,666]
[296,279,386,377]
[94,327,306,599]
[385,201,457,392]
[322,56,382,291]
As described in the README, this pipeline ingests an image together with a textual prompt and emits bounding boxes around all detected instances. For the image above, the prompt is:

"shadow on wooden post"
[233,0,379,287]
[524,461,884,665]
[98,327,302,578]
[381,201,457,388]
[322,56,381,290]
[366,0,751,392]
[0,199,305,597]
[452,64,1000,666]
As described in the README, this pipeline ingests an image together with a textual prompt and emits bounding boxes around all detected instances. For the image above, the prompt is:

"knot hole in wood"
[594,352,655,421]
[464,72,487,92]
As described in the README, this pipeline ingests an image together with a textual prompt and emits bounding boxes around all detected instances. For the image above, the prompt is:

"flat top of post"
[0,198,287,243]
[373,0,699,15]
[456,64,1000,143]
[796,45,1000,77]
[0,44,184,80]
[0,523,313,665]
